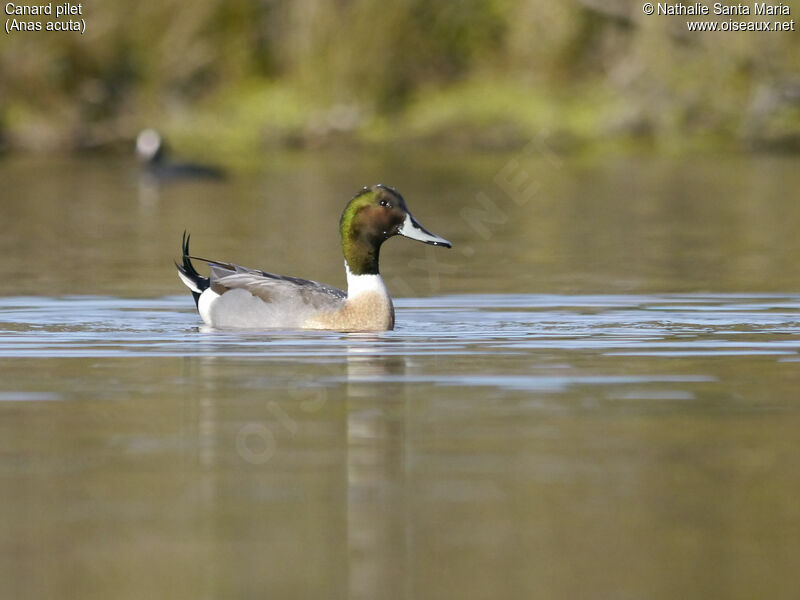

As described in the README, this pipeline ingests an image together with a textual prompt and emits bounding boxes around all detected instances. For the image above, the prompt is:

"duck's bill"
[398,213,452,248]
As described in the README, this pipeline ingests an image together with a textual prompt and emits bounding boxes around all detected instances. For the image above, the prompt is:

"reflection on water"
[345,350,411,600]
[2,154,800,599]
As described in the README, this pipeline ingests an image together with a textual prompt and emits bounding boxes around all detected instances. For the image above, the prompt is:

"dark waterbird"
[136,129,226,182]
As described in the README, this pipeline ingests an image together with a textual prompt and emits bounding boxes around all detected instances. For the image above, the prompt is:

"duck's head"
[340,184,451,275]
[135,129,165,164]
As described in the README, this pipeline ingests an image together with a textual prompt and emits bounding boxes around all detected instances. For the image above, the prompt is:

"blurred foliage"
[0,0,798,155]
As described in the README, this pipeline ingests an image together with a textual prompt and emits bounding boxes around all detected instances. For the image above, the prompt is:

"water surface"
[2,154,800,599]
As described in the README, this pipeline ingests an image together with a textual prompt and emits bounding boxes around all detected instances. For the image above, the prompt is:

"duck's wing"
[195,256,347,310]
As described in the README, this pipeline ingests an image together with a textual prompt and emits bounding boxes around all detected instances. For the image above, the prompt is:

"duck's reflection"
[184,336,414,598]
[136,174,161,208]
[343,342,412,600]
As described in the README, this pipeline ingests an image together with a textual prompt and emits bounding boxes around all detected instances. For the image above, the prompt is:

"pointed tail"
[175,231,210,307]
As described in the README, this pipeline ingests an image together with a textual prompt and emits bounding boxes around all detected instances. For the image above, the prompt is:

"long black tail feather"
[175,231,210,307]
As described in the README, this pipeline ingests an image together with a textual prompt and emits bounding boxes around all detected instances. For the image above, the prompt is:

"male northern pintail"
[177,184,451,331]
[136,129,226,181]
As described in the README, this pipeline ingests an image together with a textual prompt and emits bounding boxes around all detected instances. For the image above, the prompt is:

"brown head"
[339,184,451,275]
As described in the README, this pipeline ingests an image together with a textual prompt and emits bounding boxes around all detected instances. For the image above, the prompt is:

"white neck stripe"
[346,261,389,299]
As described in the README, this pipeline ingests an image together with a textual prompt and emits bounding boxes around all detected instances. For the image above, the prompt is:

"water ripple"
[0,294,798,362]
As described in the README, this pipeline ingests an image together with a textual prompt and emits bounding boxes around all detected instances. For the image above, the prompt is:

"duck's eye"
[379,199,391,208]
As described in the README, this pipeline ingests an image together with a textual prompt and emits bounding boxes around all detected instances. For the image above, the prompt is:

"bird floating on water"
[136,129,225,181]
[177,184,451,331]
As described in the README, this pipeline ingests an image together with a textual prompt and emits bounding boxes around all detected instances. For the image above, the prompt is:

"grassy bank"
[1,0,798,158]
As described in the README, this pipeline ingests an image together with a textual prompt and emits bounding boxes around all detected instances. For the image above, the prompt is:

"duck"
[136,129,226,181]
[176,184,451,331]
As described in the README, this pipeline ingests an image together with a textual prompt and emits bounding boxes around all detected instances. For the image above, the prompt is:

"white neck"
[345,261,389,299]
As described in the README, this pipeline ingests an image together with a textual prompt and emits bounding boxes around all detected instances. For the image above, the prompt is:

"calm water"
[2,153,800,599]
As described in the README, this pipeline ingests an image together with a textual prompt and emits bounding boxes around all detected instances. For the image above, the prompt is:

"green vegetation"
[1,0,798,157]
